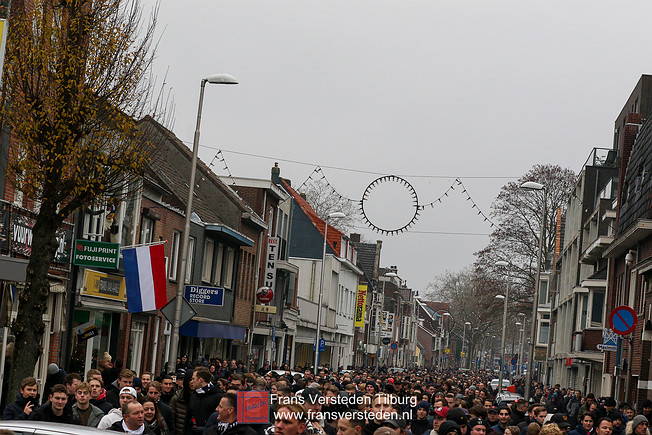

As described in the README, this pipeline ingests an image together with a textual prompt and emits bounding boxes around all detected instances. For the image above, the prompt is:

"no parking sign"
[609,305,637,336]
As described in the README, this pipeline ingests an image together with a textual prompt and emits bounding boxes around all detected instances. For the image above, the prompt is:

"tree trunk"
[7,199,63,399]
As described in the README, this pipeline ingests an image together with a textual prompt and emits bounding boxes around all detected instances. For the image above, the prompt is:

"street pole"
[168,74,238,373]
[496,260,510,392]
[522,182,547,401]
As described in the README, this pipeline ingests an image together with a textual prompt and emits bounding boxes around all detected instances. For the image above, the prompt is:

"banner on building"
[380,310,394,338]
[354,285,368,328]
[11,213,72,263]
[264,237,279,292]
[82,269,126,301]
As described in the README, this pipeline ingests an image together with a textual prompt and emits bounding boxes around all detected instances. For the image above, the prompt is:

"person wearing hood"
[570,413,595,435]
[625,416,650,435]
[439,421,463,435]
[410,401,434,435]
[3,376,40,420]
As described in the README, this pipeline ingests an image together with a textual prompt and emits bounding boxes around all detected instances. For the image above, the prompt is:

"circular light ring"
[359,175,420,235]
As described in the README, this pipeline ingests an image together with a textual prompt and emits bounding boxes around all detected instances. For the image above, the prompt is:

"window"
[539,321,549,344]
[169,231,181,280]
[127,320,146,372]
[640,278,647,314]
[590,290,605,327]
[202,239,215,282]
[214,244,224,285]
[277,209,289,261]
[185,237,195,283]
[83,209,105,241]
[579,294,588,330]
[539,280,549,305]
[223,247,235,289]
[140,216,155,244]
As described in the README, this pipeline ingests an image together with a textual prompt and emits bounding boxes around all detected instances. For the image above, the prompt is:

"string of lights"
[207,150,237,186]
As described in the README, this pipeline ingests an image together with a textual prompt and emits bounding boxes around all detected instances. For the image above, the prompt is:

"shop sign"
[82,269,126,301]
[264,237,279,291]
[184,285,224,306]
[354,285,367,328]
[11,214,71,263]
[73,239,120,269]
[379,310,394,338]
[74,321,98,341]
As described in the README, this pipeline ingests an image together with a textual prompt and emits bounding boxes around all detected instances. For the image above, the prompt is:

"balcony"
[580,235,614,264]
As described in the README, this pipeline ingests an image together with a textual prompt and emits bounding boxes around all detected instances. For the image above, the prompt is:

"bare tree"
[301,179,359,233]
[475,164,576,314]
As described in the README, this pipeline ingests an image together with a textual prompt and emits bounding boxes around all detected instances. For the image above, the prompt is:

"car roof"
[0,421,108,434]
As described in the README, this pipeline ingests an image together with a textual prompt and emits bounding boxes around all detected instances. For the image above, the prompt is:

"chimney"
[271,162,281,185]
[350,233,361,243]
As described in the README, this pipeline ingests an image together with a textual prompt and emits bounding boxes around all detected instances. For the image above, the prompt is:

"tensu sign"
[264,237,279,292]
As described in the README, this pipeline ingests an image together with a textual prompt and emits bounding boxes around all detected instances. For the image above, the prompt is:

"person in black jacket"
[146,381,175,432]
[409,401,433,435]
[188,368,222,435]
[3,376,40,420]
[205,393,258,435]
[109,400,155,434]
[28,384,80,424]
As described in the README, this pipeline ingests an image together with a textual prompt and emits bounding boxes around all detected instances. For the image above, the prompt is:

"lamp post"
[517,312,525,376]
[314,211,346,371]
[462,321,471,368]
[521,180,547,400]
[438,311,451,369]
[168,74,238,373]
[495,259,510,392]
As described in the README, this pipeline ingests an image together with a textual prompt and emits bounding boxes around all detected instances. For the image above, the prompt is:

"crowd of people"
[1,356,651,435]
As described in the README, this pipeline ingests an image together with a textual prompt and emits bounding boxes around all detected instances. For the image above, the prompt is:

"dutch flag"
[123,244,167,313]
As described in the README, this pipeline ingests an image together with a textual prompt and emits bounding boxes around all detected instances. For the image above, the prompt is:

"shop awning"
[0,256,28,282]
[180,319,246,340]
[204,224,254,247]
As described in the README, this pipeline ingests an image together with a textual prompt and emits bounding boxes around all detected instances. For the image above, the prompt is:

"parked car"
[266,370,304,378]
[0,421,107,435]
[490,378,512,390]
[495,391,524,406]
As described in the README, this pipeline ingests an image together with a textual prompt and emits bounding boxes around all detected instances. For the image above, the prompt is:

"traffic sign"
[609,305,637,336]
[382,337,391,345]
[511,357,518,365]
[390,342,398,350]
[313,339,326,352]
[161,297,197,327]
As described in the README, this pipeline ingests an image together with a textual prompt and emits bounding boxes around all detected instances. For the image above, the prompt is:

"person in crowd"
[28,384,79,424]
[109,400,153,434]
[140,396,169,435]
[337,416,365,435]
[492,407,512,435]
[507,427,522,435]
[539,425,563,435]
[594,418,613,435]
[3,376,40,420]
[467,419,487,435]
[570,413,595,435]
[410,401,434,435]
[204,392,258,435]
[642,401,652,423]
[170,370,194,435]
[301,387,337,435]
[625,416,649,435]
[107,369,136,408]
[72,381,105,427]
[432,407,450,435]
[549,414,572,433]
[271,404,308,435]
[64,373,82,405]
[43,363,67,404]
[380,418,408,435]
[608,412,625,435]
[567,392,583,429]
[188,368,222,435]
[99,386,138,429]
[488,406,500,428]
[146,381,175,431]
[161,375,176,405]
[438,421,463,435]
[141,372,152,393]
[89,377,114,414]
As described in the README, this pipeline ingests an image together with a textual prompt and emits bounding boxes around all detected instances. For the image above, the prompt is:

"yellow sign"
[444,348,450,354]
[354,285,368,328]
[460,352,466,357]
[255,304,277,314]
[82,269,126,301]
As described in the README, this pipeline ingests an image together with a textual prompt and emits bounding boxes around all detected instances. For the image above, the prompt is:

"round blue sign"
[390,342,398,350]
[609,305,637,336]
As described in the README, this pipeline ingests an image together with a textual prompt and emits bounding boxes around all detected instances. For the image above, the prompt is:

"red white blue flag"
[123,244,167,313]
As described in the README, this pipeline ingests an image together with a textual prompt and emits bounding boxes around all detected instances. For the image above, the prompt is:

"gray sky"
[142,0,652,294]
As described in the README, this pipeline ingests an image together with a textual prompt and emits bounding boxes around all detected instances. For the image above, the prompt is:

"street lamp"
[168,74,238,372]
[314,211,347,371]
[495,259,510,392]
[462,321,471,368]
[438,311,451,369]
[517,312,526,376]
[520,180,547,400]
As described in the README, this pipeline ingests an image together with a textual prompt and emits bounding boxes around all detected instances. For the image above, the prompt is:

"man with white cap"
[98,387,138,429]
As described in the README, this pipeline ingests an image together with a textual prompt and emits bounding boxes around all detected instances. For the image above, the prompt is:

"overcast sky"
[142,1,652,294]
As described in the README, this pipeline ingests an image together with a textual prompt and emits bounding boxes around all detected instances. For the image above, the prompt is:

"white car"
[0,421,107,435]
[490,378,512,390]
